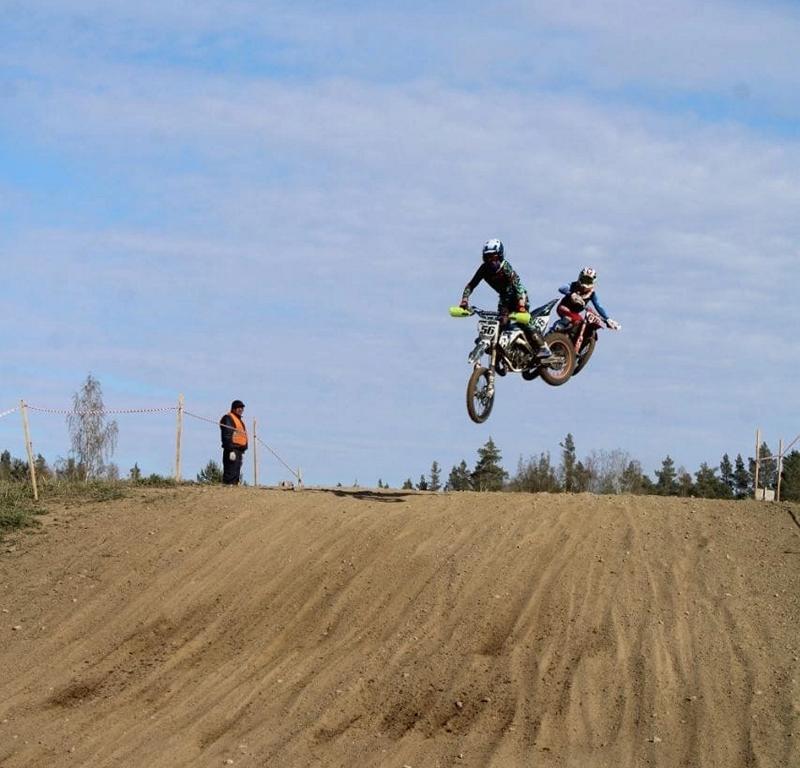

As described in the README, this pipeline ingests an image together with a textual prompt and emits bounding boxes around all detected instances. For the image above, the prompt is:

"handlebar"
[585,310,621,331]
[448,306,531,324]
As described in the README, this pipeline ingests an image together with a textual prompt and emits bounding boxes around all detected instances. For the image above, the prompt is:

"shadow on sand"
[320,488,419,504]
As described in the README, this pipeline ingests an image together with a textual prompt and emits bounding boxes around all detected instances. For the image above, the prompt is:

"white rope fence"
[26,405,177,415]
[184,408,302,485]
[3,397,302,500]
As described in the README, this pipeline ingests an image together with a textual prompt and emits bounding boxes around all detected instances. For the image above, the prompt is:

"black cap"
[231,399,245,410]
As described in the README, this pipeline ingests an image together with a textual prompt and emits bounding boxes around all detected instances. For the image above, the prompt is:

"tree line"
[3,375,798,499]
[392,434,800,501]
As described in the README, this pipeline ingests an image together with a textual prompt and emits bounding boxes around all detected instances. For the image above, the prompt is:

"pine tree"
[9,457,28,482]
[733,453,750,499]
[0,450,11,482]
[446,461,471,491]
[417,475,429,491]
[510,452,559,493]
[750,441,777,491]
[718,454,734,498]
[654,455,678,496]
[620,460,648,494]
[559,433,577,492]
[694,462,721,498]
[402,478,414,490]
[129,463,142,482]
[780,450,800,501]
[471,437,507,491]
[429,461,442,492]
[197,460,223,484]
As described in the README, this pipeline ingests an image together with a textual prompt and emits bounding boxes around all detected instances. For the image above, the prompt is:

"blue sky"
[1,0,798,485]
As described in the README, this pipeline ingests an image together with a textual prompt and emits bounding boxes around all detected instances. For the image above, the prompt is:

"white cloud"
[2,1,799,482]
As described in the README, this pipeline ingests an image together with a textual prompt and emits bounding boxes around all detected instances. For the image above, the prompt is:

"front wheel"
[466,366,495,423]
[539,332,576,386]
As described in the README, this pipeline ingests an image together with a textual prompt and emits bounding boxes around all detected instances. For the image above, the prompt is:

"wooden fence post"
[776,438,783,502]
[754,427,760,499]
[20,400,39,501]
[252,418,259,488]
[175,393,184,483]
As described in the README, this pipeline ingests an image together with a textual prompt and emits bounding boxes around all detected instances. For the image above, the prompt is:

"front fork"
[486,348,497,395]
[573,322,586,353]
[469,341,498,396]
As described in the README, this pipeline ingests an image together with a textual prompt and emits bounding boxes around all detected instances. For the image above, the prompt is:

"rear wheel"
[539,332,575,386]
[466,366,495,423]
[573,334,596,377]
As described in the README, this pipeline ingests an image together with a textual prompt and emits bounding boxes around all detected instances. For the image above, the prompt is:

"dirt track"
[1,487,798,767]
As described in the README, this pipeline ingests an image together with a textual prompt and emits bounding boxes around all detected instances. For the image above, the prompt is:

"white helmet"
[579,266,597,285]
[482,239,504,261]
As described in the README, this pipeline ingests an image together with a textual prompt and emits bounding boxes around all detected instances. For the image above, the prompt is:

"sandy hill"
[1,486,798,768]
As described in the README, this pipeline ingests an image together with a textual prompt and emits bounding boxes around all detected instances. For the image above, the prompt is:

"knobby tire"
[466,366,494,423]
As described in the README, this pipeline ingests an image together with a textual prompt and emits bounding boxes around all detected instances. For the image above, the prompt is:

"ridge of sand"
[1,487,798,767]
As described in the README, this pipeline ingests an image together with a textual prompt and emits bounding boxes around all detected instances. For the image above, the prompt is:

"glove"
[606,318,621,330]
[570,292,585,307]
[228,451,237,461]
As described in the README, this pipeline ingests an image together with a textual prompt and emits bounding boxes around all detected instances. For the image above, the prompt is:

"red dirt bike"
[552,309,621,377]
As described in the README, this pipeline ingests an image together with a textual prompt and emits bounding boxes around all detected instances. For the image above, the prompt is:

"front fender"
[468,341,488,365]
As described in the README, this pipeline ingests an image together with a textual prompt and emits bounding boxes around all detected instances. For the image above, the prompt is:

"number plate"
[585,311,601,325]
[478,319,499,337]
[531,315,548,332]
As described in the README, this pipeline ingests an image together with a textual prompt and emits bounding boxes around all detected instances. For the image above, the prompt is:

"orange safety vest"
[228,412,248,448]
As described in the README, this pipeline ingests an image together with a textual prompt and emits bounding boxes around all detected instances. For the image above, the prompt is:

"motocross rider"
[460,239,552,359]
[555,266,621,330]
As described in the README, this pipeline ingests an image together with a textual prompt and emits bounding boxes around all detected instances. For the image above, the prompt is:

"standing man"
[220,399,248,485]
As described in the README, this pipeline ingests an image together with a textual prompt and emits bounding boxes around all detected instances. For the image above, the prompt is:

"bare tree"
[66,374,119,480]
[583,448,633,494]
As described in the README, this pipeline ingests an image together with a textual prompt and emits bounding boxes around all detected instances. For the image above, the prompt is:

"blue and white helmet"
[482,238,504,261]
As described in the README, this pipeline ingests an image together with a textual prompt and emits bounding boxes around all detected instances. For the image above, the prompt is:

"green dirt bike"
[449,300,576,424]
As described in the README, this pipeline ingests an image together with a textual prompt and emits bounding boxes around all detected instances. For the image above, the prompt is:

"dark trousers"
[499,300,545,349]
[222,449,244,485]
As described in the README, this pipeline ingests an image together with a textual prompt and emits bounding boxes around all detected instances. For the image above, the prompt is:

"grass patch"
[0,478,184,538]
[1,480,127,536]
[42,479,127,504]
[0,483,42,535]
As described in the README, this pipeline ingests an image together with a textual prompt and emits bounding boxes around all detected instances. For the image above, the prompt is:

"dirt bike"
[449,300,576,424]
[550,308,621,377]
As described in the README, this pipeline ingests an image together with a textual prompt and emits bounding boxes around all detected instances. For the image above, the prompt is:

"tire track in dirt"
[0,488,797,767]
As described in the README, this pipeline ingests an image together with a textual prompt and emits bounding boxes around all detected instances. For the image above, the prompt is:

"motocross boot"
[527,329,552,359]
[552,317,572,332]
